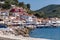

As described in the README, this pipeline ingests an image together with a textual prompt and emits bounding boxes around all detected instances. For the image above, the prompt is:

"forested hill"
[0,0,32,14]
[34,4,60,18]
[1,0,60,18]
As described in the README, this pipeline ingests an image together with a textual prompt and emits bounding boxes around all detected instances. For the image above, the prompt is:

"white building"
[28,16,33,22]
[56,20,60,23]
[0,12,9,19]
[0,0,5,4]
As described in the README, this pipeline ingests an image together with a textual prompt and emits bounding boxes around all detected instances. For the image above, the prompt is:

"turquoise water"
[29,27,60,40]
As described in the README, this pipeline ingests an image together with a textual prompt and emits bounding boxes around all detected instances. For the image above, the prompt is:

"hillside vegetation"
[35,4,60,18]
[0,0,60,18]
[0,0,33,14]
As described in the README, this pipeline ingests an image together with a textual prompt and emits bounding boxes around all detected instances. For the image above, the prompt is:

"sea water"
[29,27,60,40]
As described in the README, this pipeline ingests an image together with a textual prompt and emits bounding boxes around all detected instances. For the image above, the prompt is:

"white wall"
[56,20,60,23]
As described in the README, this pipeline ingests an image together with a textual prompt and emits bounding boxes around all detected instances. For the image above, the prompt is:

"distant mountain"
[35,4,60,18]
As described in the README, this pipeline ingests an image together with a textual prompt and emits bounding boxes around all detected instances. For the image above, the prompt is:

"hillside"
[0,0,31,14]
[35,4,60,18]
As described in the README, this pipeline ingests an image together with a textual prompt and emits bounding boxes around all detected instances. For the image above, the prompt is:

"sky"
[18,0,60,10]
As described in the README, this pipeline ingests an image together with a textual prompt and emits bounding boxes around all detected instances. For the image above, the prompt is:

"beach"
[0,37,16,40]
[0,34,50,40]
[0,26,51,40]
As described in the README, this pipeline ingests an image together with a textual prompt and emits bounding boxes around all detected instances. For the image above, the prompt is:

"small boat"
[0,24,7,28]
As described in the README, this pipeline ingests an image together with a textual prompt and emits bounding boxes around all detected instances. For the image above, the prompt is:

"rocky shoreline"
[0,35,50,40]
[0,27,50,40]
[0,37,17,40]
[0,27,31,37]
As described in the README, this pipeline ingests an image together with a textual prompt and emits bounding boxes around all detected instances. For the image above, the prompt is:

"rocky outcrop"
[0,27,50,40]
[0,27,32,37]
[12,27,30,37]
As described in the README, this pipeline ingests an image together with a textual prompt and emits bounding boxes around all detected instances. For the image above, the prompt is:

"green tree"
[18,2,24,8]
[34,11,46,18]
[0,3,2,8]
[0,0,4,2]
[11,0,18,5]
[13,0,18,3]
[26,4,30,10]
[2,2,11,9]
[5,0,18,5]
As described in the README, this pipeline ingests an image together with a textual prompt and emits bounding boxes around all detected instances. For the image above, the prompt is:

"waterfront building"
[26,14,36,24]
[0,9,9,21]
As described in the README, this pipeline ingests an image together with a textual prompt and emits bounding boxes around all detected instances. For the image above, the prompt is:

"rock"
[0,27,32,37]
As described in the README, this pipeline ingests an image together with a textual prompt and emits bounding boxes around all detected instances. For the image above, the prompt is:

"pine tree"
[18,2,24,7]
[26,4,30,10]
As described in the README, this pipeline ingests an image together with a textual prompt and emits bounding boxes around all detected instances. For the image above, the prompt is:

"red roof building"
[10,7,27,16]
